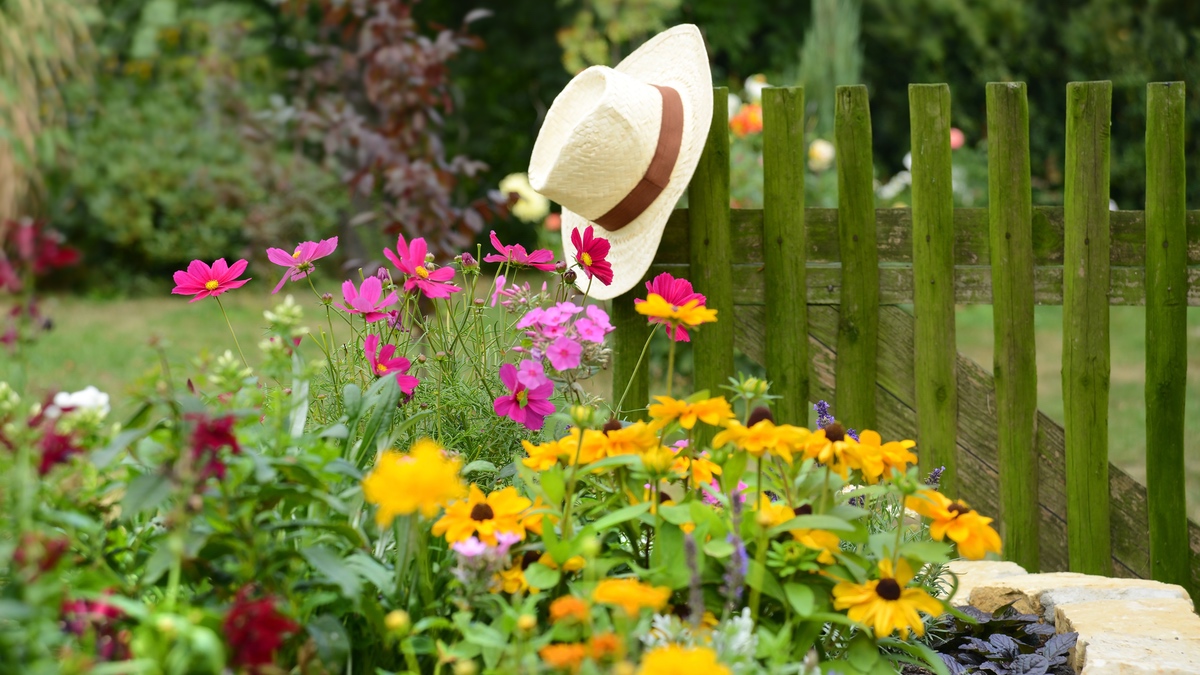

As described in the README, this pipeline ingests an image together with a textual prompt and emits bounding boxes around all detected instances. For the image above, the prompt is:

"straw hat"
[528,24,712,301]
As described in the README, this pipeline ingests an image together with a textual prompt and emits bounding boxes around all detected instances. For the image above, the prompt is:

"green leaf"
[302,546,362,600]
[900,540,953,563]
[345,552,392,591]
[784,582,815,617]
[703,538,735,558]
[462,460,497,475]
[591,502,651,530]
[655,503,693,526]
[342,384,363,419]
[307,614,351,668]
[356,378,402,467]
[540,467,565,505]
[744,558,786,602]
[522,563,561,590]
[722,449,748,489]
[769,514,857,536]
[847,632,880,671]
[141,543,173,586]
[93,427,150,469]
[878,638,951,675]
[121,473,172,516]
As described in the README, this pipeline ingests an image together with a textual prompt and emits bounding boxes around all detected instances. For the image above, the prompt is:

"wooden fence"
[608,82,1197,596]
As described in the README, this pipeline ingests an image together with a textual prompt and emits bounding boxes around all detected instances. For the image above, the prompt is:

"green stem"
[614,328,655,416]
[164,531,184,612]
[559,431,587,538]
[394,516,413,599]
[666,333,677,399]
[749,525,768,625]
[215,297,249,368]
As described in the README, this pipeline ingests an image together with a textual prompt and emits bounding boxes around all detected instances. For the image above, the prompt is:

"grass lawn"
[6,295,1198,520]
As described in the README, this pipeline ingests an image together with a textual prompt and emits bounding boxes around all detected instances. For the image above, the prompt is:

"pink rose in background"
[950,127,965,150]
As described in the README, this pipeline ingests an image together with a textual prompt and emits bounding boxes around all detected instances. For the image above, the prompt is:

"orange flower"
[802,425,856,477]
[713,419,809,464]
[522,438,565,471]
[847,430,917,483]
[540,643,587,672]
[729,103,763,137]
[550,596,590,623]
[588,632,622,660]
[539,552,586,573]
[648,396,734,430]
[604,421,659,456]
[592,578,671,616]
[522,496,559,536]
[905,490,1002,560]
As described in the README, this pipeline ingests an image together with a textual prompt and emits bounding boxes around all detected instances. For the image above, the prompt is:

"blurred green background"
[3,0,1200,514]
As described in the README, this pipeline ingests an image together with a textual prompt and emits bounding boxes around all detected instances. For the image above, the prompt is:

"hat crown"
[529,66,664,221]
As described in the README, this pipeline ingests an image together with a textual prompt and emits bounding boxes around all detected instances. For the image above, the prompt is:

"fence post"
[1145,81,1189,589]
[834,85,878,430]
[762,86,808,426]
[909,84,958,496]
[611,289,651,421]
[1063,80,1112,576]
[986,82,1040,571]
[689,87,735,448]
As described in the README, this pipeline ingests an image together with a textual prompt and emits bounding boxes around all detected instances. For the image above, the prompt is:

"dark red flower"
[38,430,82,475]
[188,414,241,480]
[13,532,70,578]
[223,587,299,671]
[62,595,130,661]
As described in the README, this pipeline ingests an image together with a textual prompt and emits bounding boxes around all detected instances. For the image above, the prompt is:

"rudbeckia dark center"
[793,504,813,516]
[875,578,902,600]
[521,550,540,569]
[603,417,623,434]
[824,423,846,443]
[470,503,495,521]
[947,502,970,517]
[747,406,775,426]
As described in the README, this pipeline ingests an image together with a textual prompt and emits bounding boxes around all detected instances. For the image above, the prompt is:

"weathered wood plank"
[655,207,1200,267]
[688,87,735,449]
[910,84,959,496]
[1144,81,1191,592]
[834,85,879,429]
[762,86,809,426]
[987,82,1040,571]
[1062,80,1112,576]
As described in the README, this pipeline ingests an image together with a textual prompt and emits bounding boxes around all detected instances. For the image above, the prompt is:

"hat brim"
[560,25,712,301]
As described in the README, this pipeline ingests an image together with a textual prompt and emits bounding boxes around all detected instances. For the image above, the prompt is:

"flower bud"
[755,509,776,528]
[461,252,478,268]
[554,261,567,273]
[516,614,537,632]
[385,609,410,634]
[417,354,427,363]
[563,269,577,285]
[320,293,333,306]
[425,252,435,264]
[452,660,478,675]
[569,405,595,429]
[579,535,601,558]
[473,298,485,306]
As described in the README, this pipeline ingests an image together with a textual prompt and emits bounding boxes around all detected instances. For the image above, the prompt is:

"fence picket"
[909,84,959,496]
[762,87,809,426]
[689,87,735,447]
[986,82,1040,571]
[834,85,878,430]
[1145,81,1189,590]
[1063,80,1113,575]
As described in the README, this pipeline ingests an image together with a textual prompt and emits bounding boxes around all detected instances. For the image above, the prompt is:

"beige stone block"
[943,560,1028,606]
[1054,598,1200,672]
[967,572,1190,621]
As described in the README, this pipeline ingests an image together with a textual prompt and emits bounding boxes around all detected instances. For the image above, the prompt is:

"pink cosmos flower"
[634,272,707,342]
[570,225,613,286]
[491,275,506,307]
[384,234,461,299]
[493,362,554,430]
[574,305,614,343]
[547,336,582,371]
[266,237,338,293]
[171,259,250,302]
[340,277,398,323]
[483,230,556,271]
[364,334,419,395]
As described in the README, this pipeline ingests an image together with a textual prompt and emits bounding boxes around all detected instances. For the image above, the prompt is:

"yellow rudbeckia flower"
[433,484,531,545]
[362,439,467,524]
[634,293,718,327]
[832,558,944,639]
[905,490,1002,560]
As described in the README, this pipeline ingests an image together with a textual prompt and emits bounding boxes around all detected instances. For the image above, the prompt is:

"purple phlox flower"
[547,336,582,371]
[701,479,749,507]
[575,305,614,343]
[494,531,522,556]
[453,537,489,558]
[925,466,945,489]
[515,359,547,389]
[846,427,859,441]
[266,237,338,294]
[516,306,545,329]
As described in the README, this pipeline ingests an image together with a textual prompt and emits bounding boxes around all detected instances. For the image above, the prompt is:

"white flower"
[743,74,768,103]
[499,173,550,224]
[807,139,835,172]
[876,170,911,200]
[902,152,912,170]
[1109,199,1119,211]
[51,386,110,419]
[727,92,742,121]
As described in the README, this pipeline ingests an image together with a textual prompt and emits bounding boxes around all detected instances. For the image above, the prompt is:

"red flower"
[171,259,251,302]
[570,226,613,286]
[38,430,82,475]
[62,595,130,661]
[483,230,557,271]
[634,273,707,342]
[189,414,241,480]
[13,532,70,579]
[223,587,299,672]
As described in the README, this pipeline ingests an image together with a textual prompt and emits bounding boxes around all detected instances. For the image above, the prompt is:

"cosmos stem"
[215,296,249,368]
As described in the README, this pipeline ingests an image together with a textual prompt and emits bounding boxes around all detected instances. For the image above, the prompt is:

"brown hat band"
[593,85,684,232]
